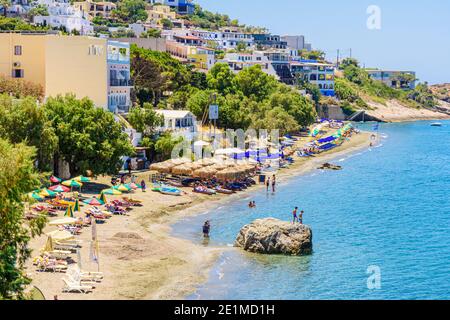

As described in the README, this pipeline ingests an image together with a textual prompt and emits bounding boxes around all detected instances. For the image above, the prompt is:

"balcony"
[110,79,133,87]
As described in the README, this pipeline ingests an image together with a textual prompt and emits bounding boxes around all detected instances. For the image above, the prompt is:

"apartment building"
[0,33,131,112]
[221,52,278,78]
[146,4,176,24]
[73,1,116,21]
[150,0,194,15]
[166,41,215,70]
[253,34,287,49]
[290,61,336,96]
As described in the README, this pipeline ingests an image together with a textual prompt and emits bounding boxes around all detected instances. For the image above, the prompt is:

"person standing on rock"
[292,207,298,224]
[299,210,304,224]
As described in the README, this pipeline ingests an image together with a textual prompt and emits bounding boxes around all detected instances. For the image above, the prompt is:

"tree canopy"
[0,139,46,299]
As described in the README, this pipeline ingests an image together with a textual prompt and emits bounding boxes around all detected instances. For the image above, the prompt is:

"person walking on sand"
[292,207,298,224]
[203,221,211,238]
[266,177,270,192]
[299,210,304,224]
[140,180,146,192]
[272,174,276,193]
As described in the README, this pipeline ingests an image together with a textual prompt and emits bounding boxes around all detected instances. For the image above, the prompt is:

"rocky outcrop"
[235,218,312,256]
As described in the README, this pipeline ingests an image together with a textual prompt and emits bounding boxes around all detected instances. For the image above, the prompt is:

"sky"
[195,0,450,84]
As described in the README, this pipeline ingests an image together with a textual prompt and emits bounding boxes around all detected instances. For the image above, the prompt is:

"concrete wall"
[317,104,347,120]
[45,35,108,109]
[113,37,167,52]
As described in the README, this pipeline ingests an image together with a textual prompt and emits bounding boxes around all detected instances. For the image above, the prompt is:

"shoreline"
[26,130,372,300]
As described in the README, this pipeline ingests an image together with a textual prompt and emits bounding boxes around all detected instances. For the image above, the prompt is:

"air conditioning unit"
[13,62,21,67]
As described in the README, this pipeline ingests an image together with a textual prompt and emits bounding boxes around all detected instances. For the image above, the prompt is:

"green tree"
[0,76,44,100]
[113,0,148,23]
[234,65,278,101]
[253,107,299,135]
[27,4,49,19]
[44,95,134,176]
[127,103,163,135]
[0,95,58,171]
[160,18,173,29]
[0,139,46,299]
[140,28,161,38]
[111,28,136,38]
[339,57,359,69]
[236,41,247,52]
[206,63,236,95]
[154,133,183,161]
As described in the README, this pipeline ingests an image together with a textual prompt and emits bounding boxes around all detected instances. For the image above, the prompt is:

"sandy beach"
[25,129,371,300]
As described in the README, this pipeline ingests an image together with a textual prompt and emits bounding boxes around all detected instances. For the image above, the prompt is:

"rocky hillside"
[430,84,450,103]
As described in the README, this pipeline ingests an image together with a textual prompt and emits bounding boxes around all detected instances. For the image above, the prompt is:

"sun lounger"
[62,278,93,294]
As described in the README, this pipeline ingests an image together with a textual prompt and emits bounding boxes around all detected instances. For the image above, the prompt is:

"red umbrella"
[82,198,104,206]
[50,175,62,184]
[49,184,71,193]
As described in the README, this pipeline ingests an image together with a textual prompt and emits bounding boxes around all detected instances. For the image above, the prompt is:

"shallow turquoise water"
[172,121,450,300]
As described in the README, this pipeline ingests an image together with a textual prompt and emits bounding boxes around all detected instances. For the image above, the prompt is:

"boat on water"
[431,122,443,127]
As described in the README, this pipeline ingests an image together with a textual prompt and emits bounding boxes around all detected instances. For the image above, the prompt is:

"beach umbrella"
[43,236,54,252]
[82,198,104,206]
[99,193,107,204]
[50,175,61,184]
[27,192,44,201]
[73,199,80,212]
[49,184,71,193]
[46,230,74,242]
[39,188,57,198]
[64,205,74,218]
[127,183,142,190]
[101,188,122,195]
[113,184,131,192]
[73,175,91,183]
[62,179,83,189]
[49,217,77,226]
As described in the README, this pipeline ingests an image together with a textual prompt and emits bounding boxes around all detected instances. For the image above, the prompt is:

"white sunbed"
[62,278,93,294]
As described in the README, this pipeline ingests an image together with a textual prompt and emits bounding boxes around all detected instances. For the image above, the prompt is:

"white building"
[33,0,93,35]
[154,110,198,140]
[221,52,278,78]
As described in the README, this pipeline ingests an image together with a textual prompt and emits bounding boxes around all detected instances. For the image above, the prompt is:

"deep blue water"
[171,121,450,300]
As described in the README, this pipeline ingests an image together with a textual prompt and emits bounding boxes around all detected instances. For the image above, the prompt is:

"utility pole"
[337,49,340,68]
[349,48,352,59]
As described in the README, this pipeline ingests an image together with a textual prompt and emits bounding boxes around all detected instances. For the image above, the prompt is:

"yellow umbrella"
[62,180,83,188]
[43,236,54,252]
[101,188,122,195]
[114,184,131,192]
[64,205,74,218]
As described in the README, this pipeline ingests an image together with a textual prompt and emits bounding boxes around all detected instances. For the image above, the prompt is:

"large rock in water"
[235,218,313,256]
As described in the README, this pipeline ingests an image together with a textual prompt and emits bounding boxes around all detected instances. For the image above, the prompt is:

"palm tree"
[0,0,11,17]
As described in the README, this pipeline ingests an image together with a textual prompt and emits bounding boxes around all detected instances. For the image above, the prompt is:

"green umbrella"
[62,180,83,188]
[39,188,57,198]
[101,188,122,195]
[73,199,80,212]
[64,205,74,218]
[28,192,43,201]
[74,175,91,183]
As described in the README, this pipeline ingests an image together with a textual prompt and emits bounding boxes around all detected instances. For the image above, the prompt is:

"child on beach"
[299,210,304,224]
[141,180,146,192]
[203,221,211,238]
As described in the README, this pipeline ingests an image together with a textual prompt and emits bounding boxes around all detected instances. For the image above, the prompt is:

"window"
[13,69,24,78]
[14,45,22,55]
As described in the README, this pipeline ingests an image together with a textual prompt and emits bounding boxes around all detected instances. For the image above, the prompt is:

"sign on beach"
[209,105,219,120]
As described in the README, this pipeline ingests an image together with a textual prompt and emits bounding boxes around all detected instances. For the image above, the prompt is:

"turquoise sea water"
[171,121,450,300]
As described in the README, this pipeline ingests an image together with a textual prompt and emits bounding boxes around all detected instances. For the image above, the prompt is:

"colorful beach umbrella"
[101,188,122,195]
[73,199,80,212]
[127,183,142,190]
[73,175,91,183]
[50,175,62,184]
[27,192,44,201]
[62,180,83,188]
[49,184,71,193]
[39,188,57,198]
[99,193,107,204]
[64,205,74,218]
[82,198,104,206]
[113,184,131,192]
